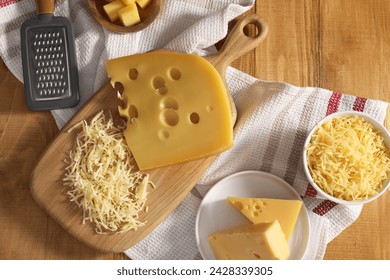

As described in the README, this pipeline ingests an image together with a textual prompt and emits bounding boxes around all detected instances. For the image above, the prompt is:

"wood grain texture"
[29,14,267,253]
[0,0,389,259]
[36,0,55,15]
[319,0,390,260]
[30,82,216,252]
[253,0,390,260]
[0,59,116,259]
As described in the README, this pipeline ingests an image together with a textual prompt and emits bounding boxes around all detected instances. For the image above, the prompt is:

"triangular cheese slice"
[106,52,233,170]
[227,197,302,240]
[208,221,290,260]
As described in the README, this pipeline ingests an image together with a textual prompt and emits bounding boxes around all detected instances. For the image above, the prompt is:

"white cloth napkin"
[0,0,388,260]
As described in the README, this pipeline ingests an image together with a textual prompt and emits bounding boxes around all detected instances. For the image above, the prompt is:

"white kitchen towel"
[0,0,388,260]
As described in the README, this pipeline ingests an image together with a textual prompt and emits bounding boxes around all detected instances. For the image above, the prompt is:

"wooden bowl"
[87,0,162,33]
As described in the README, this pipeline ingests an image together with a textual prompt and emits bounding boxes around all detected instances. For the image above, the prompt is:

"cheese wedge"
[227,197,302,240]
[106,52,233,170]
[208,221,290,260]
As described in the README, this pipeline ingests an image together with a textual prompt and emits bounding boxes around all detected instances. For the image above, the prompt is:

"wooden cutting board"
[30,14,269,253]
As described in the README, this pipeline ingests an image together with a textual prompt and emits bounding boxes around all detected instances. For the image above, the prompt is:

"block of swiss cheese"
[106,51,233,170]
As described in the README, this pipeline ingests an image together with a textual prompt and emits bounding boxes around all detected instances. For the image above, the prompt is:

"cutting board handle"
[208,14,269,73]
[36,0,55,15]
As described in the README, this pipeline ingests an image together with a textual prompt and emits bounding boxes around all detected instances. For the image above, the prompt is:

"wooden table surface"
[1,0,389,260]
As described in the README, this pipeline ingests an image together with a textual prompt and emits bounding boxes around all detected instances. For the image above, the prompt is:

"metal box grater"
[21,1,79,111]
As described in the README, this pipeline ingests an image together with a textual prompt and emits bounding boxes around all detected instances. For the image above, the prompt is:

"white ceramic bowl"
[302,111,390,205]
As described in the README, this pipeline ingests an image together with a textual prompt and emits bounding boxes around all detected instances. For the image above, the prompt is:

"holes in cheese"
[114,81,124,96]
[189,112,200,124]
[161,97,179,110]
[128,104,138,122]
[152,76,168,95]
[253,253,261,259]
[161,109,179,127]
[158,129,170,140]
[105,52,233,170]
[169,68,181,80]
[129,68,138,80]
[206,105,214,112]
[233,201,243,210]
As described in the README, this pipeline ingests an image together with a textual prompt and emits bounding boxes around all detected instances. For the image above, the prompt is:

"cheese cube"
[228,197,302,240]
[103,0,125,22]
[120,0,136,5]
[118,3,141,27]
[136,0,151,9]
[105,52,233,170]
[208,221,290,260]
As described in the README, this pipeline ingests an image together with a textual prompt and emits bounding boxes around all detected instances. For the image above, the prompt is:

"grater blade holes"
[30,28,70,100]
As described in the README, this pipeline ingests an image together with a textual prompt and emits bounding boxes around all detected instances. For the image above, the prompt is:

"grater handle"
[36,0,54,15]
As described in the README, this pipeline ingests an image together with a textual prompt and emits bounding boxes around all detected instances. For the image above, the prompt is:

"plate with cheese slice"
[195,170,310,260]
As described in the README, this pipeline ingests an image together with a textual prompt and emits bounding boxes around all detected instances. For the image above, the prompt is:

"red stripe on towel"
[352,97,367,112]
[0,0,20,8]
[326,92,342,115]
[313,200,338,216]
[305,184,317,197]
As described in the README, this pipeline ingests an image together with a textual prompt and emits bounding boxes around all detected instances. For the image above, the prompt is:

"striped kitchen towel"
[0,0,21,8]
[195,70,388,259]
[128,68,388,260]
[0,0,388,260]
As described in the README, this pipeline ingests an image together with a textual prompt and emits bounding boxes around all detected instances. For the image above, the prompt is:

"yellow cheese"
[118,3,141,27]
[63,111,155,234]
[307,115,390,201]
[136,0,151,9]
[208,221,290,260]
[105,52,233,170]
[103,0,125,22]
[121,0,135,5]
[228,197,302,240]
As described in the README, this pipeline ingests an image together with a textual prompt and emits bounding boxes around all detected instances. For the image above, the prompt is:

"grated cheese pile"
[63,111,153,234]
[306,115,390,201]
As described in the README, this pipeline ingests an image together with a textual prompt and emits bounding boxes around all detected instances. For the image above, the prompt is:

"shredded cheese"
[306,115,390,201]
[63,111,154,234]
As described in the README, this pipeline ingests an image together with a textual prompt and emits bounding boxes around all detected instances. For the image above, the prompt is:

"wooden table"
[1,0,389,260]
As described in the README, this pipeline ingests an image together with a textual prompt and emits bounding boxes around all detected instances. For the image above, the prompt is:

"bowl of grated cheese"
[302,111,390,205]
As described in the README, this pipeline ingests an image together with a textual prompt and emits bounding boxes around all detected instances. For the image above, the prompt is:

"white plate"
[195,170,310,260]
